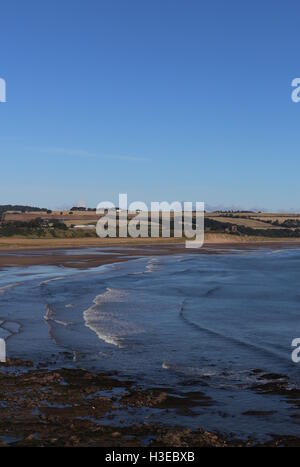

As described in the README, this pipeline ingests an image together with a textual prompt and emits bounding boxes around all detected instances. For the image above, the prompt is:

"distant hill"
[0,205,51,220]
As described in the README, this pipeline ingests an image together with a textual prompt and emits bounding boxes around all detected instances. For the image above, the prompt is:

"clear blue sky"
[0,0,300,210]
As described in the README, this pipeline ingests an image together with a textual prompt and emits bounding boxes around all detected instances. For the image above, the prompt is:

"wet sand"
[1,239,300,269]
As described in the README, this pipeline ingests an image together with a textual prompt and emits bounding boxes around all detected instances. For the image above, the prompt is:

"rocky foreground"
[0,359,299,447]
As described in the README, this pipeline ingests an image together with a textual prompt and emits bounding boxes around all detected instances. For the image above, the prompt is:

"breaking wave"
[83,288,144,348]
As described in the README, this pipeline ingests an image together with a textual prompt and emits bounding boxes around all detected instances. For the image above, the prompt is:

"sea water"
[1,247,300,439]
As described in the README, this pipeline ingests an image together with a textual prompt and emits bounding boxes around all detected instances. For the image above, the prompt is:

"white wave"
[83,288,143,348]
[0,283,17,295]
[145,258,160,273]
[44,305,69,326]
[40,276,64,286]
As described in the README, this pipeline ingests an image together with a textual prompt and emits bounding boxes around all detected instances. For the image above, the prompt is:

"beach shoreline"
[2,233,300,250]
[1,236,300,269]
[1,243,300,446]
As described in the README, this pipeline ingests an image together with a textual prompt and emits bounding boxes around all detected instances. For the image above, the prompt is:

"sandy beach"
[1,234,300,269]
[2,233,300,250]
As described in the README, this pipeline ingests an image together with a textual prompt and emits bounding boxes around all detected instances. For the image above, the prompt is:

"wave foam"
[44,305,69,326]
[83,288,143,348]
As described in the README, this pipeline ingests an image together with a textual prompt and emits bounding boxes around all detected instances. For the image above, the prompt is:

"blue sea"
[1,247,300,440]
